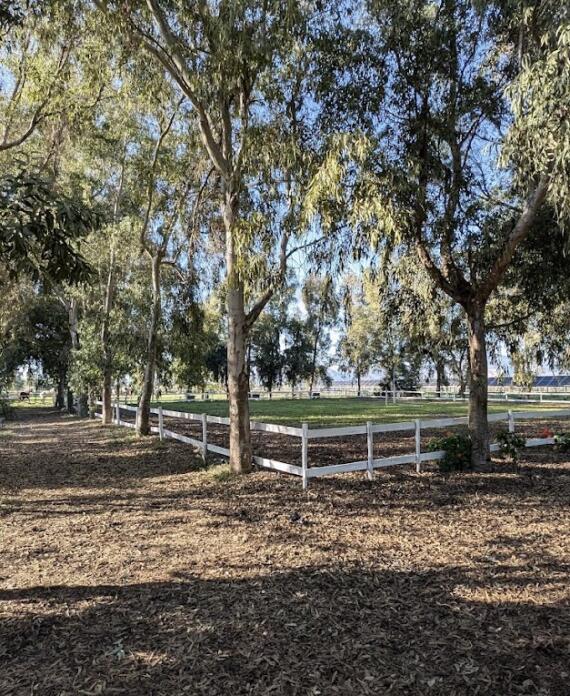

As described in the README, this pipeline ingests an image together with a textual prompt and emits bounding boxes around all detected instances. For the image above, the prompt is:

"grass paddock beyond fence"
[147,396,564,428]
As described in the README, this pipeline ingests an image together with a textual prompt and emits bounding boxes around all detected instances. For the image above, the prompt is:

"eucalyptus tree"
[0,1,122,415]
[134,94,209,435]
[282,318,315,395]
[337,275,381,395]
[323,1,570,466]
[95,0,333,472]
[302,275,339,393]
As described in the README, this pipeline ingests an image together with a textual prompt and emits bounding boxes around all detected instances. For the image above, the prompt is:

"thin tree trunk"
[457,351,468,398]
[101,158,125,425]
[357,370,361,397]
[436,359,445,397]
[137,254,161,435]
[308,318,321,395]
[55,371,66,409]
[224,191,252,473]
[467,306,490,467]
[101,247,116,425]
[68,298,88,417]
[66,388,74,413]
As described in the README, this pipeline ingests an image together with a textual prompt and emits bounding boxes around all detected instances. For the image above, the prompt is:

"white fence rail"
[95,401,570,489]
[108,387,570,406]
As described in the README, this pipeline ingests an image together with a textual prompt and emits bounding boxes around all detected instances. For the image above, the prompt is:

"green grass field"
[149,397,564,427]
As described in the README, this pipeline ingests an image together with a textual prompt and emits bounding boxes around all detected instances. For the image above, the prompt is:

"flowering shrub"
[428,433,472,472]
[554,432,570,453]
[539,427,554,438]
[496,429,526,464]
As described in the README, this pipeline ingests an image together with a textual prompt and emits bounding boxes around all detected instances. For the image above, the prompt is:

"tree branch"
[478,174,550,302]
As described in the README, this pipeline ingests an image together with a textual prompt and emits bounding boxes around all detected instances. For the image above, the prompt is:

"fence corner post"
[302,422,309,490]
[508,409,515,433]
[366,421,374,481]
[201,413,208,463]
[158,405,164,441]
[415,418,422,473]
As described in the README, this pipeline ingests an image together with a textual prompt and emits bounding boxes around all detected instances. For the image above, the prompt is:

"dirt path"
[1,409,569,695]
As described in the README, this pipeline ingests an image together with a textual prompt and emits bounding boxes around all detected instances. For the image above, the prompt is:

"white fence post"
[366,421,374,481]
[158,405,164,440]
[508,410,515,433]
[415,419,421,473]
[385,391,388,406]
[201,413,208,462]
[115,402,120,425]
[302,422,309,490]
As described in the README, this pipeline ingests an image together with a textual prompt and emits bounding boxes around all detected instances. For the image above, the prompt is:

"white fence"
[116,387,570,405]
[95,401,570,489]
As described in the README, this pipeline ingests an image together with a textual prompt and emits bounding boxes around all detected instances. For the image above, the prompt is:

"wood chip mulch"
[0,408,569,695]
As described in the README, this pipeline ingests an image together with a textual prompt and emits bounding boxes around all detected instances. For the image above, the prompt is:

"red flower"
[539,427,554,438]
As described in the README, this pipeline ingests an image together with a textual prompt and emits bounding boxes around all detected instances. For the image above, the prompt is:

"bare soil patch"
[1,408,569,695]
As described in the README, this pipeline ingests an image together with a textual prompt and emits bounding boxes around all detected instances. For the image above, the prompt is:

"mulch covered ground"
[1,408,569,695]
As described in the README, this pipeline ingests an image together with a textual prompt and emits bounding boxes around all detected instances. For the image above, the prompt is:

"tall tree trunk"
[68,297,88,417]
[137,254,161,436]
[357,370,361,397]
[224,191,252,473]
[66,388,74,413]
[55,370,66,409]
[467,305,490,467]
[101,248,115,425]
[436,359,445,397]
[457,351,468,398]
[308,318,321,395]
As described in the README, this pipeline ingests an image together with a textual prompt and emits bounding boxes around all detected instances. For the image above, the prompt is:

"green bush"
[427,432,472,472]
[554,432,570,453]
[496,429,526,464]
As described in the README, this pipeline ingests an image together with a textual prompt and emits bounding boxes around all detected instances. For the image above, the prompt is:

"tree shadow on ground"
[1,562,568,696]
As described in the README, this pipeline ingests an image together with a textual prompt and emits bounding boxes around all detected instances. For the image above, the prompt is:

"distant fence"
[95,401,570,489]
[120,387,570,405]
[4,391,53,403]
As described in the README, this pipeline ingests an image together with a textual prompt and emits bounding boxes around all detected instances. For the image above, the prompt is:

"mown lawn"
[148,396,564,427]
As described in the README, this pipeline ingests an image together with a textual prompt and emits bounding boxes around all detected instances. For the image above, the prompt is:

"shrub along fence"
[95,402,570,489]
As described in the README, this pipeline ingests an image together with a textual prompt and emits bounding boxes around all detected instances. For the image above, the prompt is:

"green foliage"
[428,433,473,473]
[282,317,315,390]
[495,430,526,464]
[250,313,284,393]
[170,297,221,391]
[0,172,95,285]
[503,15,570,223]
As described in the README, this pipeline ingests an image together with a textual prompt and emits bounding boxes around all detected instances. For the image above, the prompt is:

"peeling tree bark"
[101,247,115,425]
[137,254,162,436]
[224,190,252,473]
